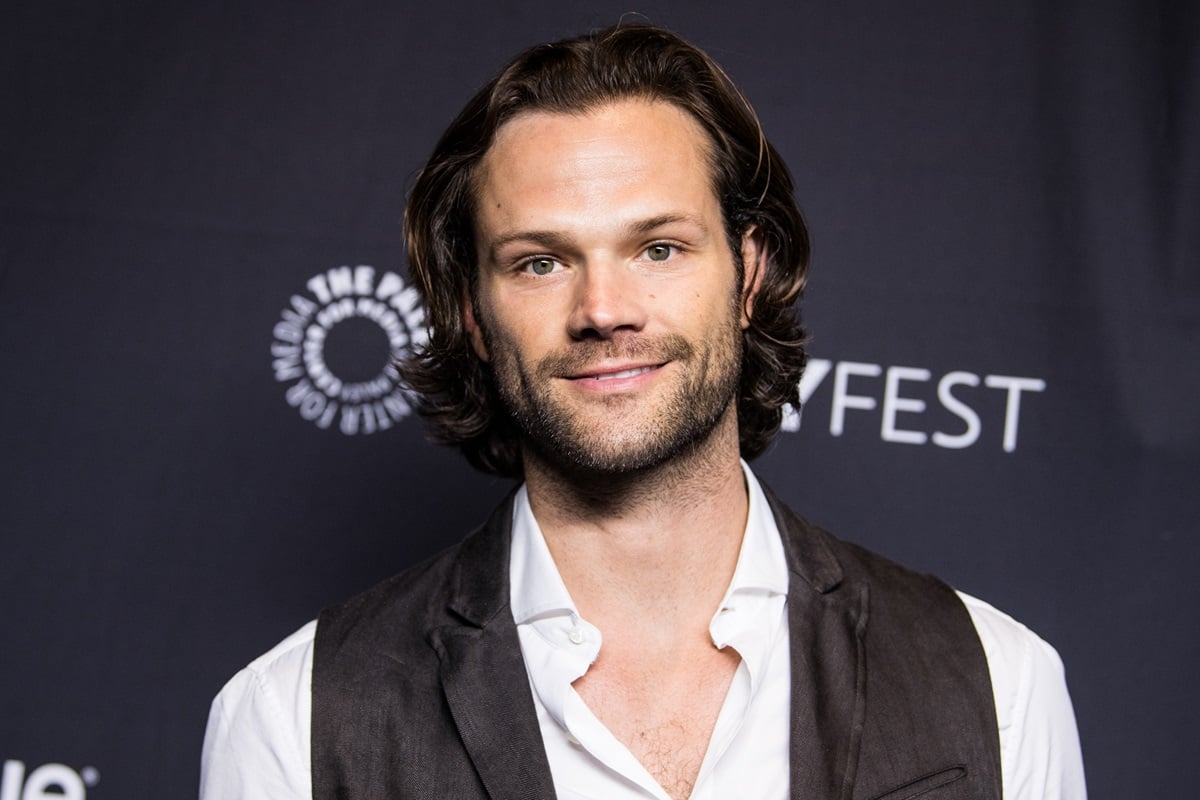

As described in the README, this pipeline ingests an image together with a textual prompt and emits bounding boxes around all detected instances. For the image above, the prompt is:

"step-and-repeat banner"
[2,2,1196,797]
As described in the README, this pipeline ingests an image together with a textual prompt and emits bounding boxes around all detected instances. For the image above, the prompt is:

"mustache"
[536,334,695,377]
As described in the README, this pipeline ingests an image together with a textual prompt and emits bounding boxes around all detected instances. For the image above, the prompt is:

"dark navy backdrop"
[2,1,1197,797]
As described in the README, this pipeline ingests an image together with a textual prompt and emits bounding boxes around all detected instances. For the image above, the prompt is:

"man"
[201,23,1086,800]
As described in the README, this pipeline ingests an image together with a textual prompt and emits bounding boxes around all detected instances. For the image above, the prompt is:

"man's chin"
[504,362,742,479]
[523,427,661,474]
[524,409,733,479]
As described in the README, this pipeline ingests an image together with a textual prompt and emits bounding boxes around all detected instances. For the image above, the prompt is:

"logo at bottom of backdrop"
[1,760,99,800]
[270,265,428,435]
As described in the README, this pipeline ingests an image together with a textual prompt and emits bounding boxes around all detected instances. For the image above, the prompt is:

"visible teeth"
[593,366,654,381]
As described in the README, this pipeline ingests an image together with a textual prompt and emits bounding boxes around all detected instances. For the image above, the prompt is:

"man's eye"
[645,244,673,262]
[524,258,559,275]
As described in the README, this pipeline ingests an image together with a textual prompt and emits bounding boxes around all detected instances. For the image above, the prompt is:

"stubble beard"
[481,316,743,478]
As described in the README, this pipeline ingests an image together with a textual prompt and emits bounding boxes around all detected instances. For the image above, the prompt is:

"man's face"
[468,99,760,474]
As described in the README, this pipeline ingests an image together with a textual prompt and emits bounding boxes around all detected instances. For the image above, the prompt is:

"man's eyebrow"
[486,214,711,260]
[627,213,710,236]
[487,230,575,260]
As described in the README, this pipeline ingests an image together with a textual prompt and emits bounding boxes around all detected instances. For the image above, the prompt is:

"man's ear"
[463,291,491,361]
[739,225,767,329]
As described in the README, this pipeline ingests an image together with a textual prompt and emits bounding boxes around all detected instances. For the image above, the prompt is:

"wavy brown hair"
[400,23,810,477]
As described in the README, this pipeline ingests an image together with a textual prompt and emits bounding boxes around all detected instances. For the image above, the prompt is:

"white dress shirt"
[200,466,1087,799]
[510,471,791,800]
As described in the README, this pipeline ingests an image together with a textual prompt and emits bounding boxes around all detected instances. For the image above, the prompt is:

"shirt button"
[568,626,585,645]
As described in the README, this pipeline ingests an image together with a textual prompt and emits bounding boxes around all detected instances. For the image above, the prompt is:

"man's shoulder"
[769,493,1069,700]
[244,618,318,677]
[214,619,317,711]
[213,526,483,706]
[202,620,317,800]
[324,538,468,624]
[765,489,957,602]
[764,491,994,659]
[835,535,959,602]
[317,532,480,656]
[317,493,516,660]
[955,589,1069,703]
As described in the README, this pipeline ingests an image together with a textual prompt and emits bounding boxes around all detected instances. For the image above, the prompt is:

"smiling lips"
[581,365,659,381]
[566,363,665,383]
[543,334,693,386]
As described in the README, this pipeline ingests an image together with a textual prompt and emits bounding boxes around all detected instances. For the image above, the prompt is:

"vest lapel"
[429,495,557,800]
[763,487,869,800]
[430,485,869,800]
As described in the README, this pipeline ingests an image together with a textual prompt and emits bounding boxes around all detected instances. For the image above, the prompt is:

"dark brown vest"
[312,488,1002,799]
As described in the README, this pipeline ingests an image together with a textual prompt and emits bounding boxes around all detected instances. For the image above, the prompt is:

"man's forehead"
[470,102,722,252]
[475,98,718,189]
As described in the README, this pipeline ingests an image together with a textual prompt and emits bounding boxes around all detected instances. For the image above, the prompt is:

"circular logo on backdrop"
[270,265,427,435]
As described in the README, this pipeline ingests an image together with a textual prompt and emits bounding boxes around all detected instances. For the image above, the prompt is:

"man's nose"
[566,261,648,340]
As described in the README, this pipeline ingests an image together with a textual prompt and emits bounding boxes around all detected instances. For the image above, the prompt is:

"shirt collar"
[509,462,788,626]
[724,460,790,599]
[509,484,577,625]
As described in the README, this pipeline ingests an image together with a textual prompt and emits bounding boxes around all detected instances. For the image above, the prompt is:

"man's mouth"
[588,365,659,381]
[565,362,665,382]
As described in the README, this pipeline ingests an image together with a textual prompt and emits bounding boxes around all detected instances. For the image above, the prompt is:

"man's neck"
[521,408,749,628]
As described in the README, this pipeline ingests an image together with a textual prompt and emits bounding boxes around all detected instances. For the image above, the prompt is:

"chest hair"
[574,645,741,800]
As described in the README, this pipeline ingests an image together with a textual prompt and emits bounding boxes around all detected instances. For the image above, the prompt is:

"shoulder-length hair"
[400,23,810,477]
